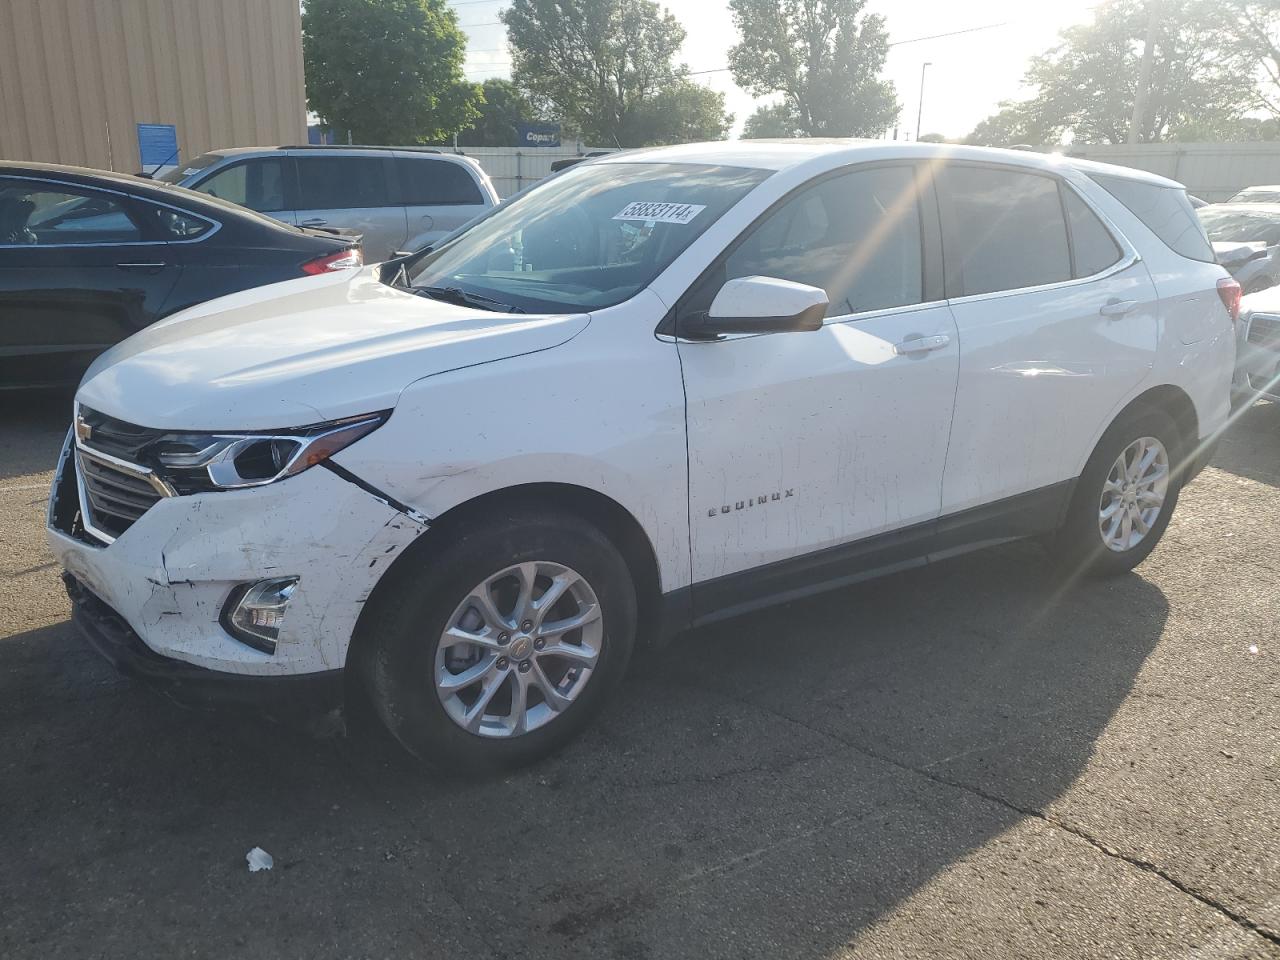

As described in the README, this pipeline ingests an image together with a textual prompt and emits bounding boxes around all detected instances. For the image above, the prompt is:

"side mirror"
[698,276,828,336]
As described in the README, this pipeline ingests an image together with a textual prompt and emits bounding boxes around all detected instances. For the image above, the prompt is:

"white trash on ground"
[246,847,274,872]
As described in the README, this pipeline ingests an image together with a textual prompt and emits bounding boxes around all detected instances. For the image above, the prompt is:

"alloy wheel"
[1098,436,1169,553]
[434,561,603,738]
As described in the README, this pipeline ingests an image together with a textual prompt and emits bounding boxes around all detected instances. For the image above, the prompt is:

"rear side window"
[944,166,1071,296]
[1063,188,1122,277]
[296,157,391,209]
[1090,174,1213,263]
[396,158,484,205]
[193,159,287,213]
[146,206,215,240]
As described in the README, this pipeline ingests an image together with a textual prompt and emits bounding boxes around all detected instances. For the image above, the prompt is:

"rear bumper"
[65,573,343,713]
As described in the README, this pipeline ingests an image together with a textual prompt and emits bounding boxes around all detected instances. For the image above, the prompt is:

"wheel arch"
[1079,384,1199,483]
[347,482,666,681]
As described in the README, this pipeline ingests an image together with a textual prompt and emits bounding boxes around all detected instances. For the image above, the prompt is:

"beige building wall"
[0,0,307,173]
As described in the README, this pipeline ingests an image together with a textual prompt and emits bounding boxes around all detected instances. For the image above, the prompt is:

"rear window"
[396,157,484,205]
[1197,207,1280,246]
[296,156,392,209]
[1091,174,1213,262]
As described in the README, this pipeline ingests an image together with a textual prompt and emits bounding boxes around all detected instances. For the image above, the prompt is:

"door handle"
[1099,298,1139,318]
[116,261,166,274]
[299,217,328,227]
[894,333,951,356]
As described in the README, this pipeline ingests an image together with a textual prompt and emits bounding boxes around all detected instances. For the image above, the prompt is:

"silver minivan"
[158,146,499,261]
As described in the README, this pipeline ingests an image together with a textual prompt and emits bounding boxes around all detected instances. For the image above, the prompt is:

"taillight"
[1217,276,1242,322]
[301,248,362,275]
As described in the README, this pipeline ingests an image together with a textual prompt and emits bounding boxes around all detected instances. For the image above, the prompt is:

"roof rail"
[277,144,441,153]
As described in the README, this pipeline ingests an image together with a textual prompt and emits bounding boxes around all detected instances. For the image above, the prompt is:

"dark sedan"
[0,162,361,389]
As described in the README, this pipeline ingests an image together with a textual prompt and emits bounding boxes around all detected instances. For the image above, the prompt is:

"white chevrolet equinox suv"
[49,142,1237,770]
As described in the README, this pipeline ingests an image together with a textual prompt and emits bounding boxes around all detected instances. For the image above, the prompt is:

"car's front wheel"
[358,509,637,772]
[1053,409,1183,577]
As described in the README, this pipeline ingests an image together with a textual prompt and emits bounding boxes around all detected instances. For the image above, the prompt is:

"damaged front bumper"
[46,432,428,683]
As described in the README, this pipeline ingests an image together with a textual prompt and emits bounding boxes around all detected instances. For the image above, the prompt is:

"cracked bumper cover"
[47,459,428,679]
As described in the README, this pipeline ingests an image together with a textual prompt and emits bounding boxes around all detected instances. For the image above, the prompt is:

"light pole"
[916,62,932,141]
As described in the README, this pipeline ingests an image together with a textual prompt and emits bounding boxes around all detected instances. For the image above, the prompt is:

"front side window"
[296,157,390,209]
[718,165,924,317]
[397,158,484,205]
[406,162,771,313]
[193,159,287,213]
[944,166,1071,296]
[0,180,141,245]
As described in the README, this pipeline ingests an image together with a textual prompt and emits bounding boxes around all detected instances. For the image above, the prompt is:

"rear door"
[292,153,406,261]
[936,162,1160,517]
[393,154,491,251]
[0,176,179,388]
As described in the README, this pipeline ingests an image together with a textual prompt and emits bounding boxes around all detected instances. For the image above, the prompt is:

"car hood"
[1213,240,1269,269]
[78,267,590,431]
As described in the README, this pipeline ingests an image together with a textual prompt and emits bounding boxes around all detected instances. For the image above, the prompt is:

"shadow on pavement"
[0,390,71,482]
[1211,400,1280,489]
[0,541,1168,958]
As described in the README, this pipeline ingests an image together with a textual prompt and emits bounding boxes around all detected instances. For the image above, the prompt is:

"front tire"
[1053,408,1183,578]
[358,509,637,772]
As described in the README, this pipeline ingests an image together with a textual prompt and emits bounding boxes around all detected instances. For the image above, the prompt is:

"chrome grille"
[71,409,176,542]
[1247,313,1280,347]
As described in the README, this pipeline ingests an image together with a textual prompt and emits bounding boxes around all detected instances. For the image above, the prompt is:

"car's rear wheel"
[1053,409,1183,577]
[358,509,636,772]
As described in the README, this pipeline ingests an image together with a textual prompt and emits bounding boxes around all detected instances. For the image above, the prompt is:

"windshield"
[1199,208,1280,245]
[155,152,227,185]
[406,162,771,313]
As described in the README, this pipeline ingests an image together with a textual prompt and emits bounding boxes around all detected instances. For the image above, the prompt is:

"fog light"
[221,577,299,654]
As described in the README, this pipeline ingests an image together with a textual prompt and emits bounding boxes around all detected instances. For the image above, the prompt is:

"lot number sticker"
[613,202,706,225]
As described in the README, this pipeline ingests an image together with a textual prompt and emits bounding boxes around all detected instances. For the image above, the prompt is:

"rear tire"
[356,508,636,773]
[1052,408,1183,578]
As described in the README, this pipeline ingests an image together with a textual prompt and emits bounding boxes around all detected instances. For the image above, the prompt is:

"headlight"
[150,412,388,493]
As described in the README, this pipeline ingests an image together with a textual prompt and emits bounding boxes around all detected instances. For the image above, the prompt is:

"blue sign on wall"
[137,123,179,171]
[516,123,561,148]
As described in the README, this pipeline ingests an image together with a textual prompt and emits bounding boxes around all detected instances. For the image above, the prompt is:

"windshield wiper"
[412,285,524,314]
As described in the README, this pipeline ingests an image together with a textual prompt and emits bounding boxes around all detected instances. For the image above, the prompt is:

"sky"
[450,0,1109,141]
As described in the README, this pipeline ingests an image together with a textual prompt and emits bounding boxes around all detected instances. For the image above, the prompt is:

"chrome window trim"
[945,250,1142,308]
[0,174,221,248]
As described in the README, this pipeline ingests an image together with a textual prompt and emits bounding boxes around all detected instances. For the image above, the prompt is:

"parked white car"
[49,141,1236,770]
[1235,287,1280,404]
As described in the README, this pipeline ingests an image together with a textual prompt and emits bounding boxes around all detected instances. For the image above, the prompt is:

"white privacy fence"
[1063,142,1280,201]
[435,145,619,198]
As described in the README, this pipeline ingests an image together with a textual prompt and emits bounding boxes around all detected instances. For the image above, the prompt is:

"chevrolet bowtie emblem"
[74,417,92,443]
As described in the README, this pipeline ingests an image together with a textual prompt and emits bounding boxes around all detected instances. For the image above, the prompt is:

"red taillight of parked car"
[1217,276,1242,322]
[301,248,363,276]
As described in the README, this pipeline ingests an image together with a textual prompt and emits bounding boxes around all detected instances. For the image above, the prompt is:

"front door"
[675,163,959,617]
[0,177,179,388]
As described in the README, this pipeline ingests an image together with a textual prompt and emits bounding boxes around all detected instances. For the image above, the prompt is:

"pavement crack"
[699,683,1280,948]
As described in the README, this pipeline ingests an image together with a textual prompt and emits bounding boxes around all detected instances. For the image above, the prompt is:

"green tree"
[455,79,536,147]
[303,0,481,143]
[1205,0,1280,118]
[966,0,1255,146]
[728,0,899,138]
[500,0,732,146]
[742,102,806,139]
